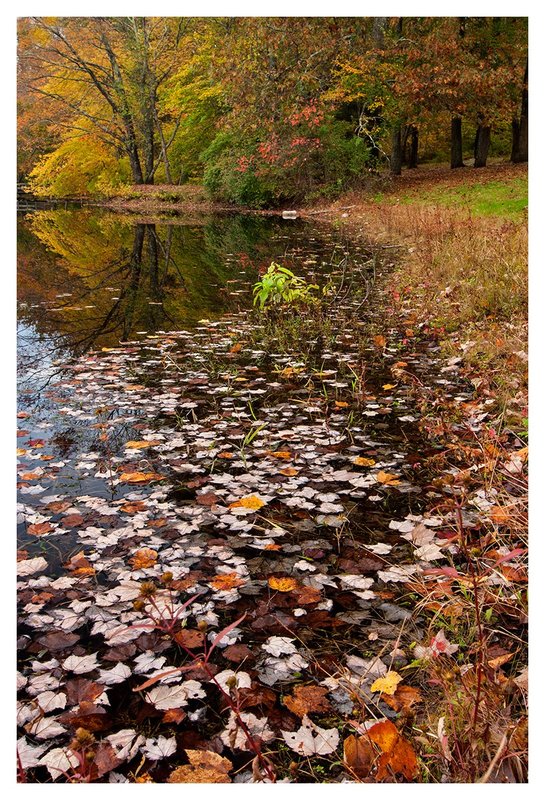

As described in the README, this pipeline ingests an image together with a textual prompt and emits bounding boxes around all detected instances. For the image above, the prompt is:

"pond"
[17,206,474,783]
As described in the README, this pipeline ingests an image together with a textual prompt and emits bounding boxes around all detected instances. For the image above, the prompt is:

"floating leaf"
[124,440,162,449]
[229,495,266,511]
[353,457,376,467]
[129,548,158,570]
[376,471,401,486]
[210,572,246,591]
[118,471,163,484]
[268,576,298,592]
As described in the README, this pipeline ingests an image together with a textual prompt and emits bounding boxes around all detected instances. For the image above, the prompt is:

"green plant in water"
[253,262,318,310]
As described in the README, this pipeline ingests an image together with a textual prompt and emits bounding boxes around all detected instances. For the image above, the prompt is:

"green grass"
[396,176,528,221]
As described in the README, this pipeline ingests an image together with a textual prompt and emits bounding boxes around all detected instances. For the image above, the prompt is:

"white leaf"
[62,653,99,674]
[17,737,48,769]
[27,715,66,740]
[133,651,167,674]
[346,655,388,678]
[365,543,392,555]
[142,735,177,761]
[281,715,339,756]
[39,747,80,778]
[220,711,274,751]
[107,729,145,761]
[36,691,67,713]
[213,670,252,692]
[415,543,446,561]
[338,575,374,590]
[378,565,419,583]
[104,624,143,645]
[99,663,132,685]
[146,680,205,710]
[17,557,48,577]
[261,636,297,657]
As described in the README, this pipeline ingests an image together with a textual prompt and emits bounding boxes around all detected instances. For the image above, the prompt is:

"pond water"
[18,206,480,782]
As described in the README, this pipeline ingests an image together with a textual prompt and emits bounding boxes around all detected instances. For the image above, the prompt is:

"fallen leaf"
[353,457,376,467]
[279,467,298,476]
[268,576,298,592]
[229,495,266,511]
[376,471,401,486]
[129,548,158,570]
[382,384,397,390]
[168,750,233,783]
[367,719,418,781]
[174,629,205,650]
[210,572,246,591]
[125,440,162,449]
[162,708,186,725]
[370,671,403,696]
[381,685,422,712]
[119,471,163,484]
[373,335,387,349]
[281,715,339,756]
[27,522,54,536]
[283,685,332,717]
[343,734,375,779]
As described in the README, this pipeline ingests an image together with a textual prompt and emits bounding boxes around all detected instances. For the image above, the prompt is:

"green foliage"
[253,263,319,310]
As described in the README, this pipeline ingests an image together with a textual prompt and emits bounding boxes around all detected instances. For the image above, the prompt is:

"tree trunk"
[451,116,464,168]
[390,126,402,175]
[407,125,418,168]
[511,59,528,163]
[474,123,491,168]
[126,136,144,184]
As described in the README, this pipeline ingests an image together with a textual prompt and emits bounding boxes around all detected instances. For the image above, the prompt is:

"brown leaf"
[283,685,332,717]
[120,501,147,514]
[92,742,120,778]
[381,685,423,712]
[167,750,232,783]
[373,335,387,349]
[163,708,187,725]
[65,679,107,706]
[38,631,80,652]
[223,644,254,663]
[59,701,111,732]
[174,629,205,650]
[27,522,54,536]
[343,734,375,779]
[61,514,84,528]
[196,492,221,507]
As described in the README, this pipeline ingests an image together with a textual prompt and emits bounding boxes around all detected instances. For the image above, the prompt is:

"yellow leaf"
[370,671,403,695]
[353,457,376,467]
[268,577,298,592]
[376,470,401,486]
[229,495,266,511]
[382,384,397,390]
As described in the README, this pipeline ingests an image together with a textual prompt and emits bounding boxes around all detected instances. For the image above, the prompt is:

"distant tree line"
[17,16,528,205]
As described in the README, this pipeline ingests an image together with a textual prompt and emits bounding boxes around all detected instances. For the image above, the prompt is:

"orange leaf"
[210,572,246,591]
[373,335,387,348]
[130,548,158,570]
[119,471,163,484]
[376,470,401,486]
[279,467,298,476]
[381,685,422,712]
[217,452,234,459]
[268,577,298,592]
[269,450,292,460]
[162,708,186,725]
[335,401,349,408]
[124,440,162,449]
[367,720,418,781]
[229,495,265,511]
[367,720,399,753]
